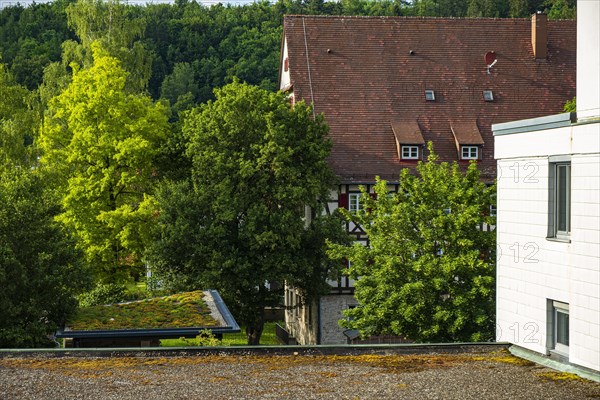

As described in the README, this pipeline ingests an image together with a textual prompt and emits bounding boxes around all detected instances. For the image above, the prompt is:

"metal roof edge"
[510,345,600,383]
[208,289,240,333]
[492,112,575,136]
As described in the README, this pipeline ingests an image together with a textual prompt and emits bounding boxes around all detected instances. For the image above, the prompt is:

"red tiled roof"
[451,122,484,145]
[281,15,576,182]
[391,121,425,145]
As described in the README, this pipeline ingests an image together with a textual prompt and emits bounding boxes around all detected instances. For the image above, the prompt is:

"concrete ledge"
[0,342,510,359]
[510,345,600,383]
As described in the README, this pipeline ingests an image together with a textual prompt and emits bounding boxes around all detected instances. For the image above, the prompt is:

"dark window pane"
[556,164,570,233]
[556,311,569,346]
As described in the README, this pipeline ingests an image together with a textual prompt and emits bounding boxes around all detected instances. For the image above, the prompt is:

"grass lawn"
[160,321,282,347]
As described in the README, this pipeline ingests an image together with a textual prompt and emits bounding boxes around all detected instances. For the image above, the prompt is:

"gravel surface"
[1,350,599,399]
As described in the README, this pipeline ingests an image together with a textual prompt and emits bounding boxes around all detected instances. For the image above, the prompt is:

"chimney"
[532,12,548,59]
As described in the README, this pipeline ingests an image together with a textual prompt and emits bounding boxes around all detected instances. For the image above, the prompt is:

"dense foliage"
[147,81,346,344]
[0,169,90,347]
[328,146,496,342]
[39,43,169,282]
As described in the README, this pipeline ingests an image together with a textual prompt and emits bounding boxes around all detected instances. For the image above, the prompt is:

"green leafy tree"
[509,0,529,17]
[328,145,496,342]
[160,61,199,115]
[148,81,346,344]
[65,0,153,92]
[467,0,504,17]
[0,63,39,171]
[545,0,575,19]
[563,96,576,113]
[0,169,90,348]
[39,42,169,283]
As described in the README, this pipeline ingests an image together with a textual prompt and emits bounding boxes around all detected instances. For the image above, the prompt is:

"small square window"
[425,90,435,101]
[402,145,419,160]
[461,146,479,160]
[483,90,494,101]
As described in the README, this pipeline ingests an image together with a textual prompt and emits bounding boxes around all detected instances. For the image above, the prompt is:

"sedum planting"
[67,291,217,331]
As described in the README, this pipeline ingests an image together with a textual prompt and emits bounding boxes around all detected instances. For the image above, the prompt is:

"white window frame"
[483,90,494,101]
[461,146,479,160]
[553,162,571,238]
[401,145,419,160]
[552,301,569,355]
[348,193,362,213]
[425,90,435,101]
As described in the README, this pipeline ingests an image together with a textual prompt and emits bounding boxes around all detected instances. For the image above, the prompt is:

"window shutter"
[338,193,348,209]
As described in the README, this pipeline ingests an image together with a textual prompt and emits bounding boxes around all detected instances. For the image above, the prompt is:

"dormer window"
[401,145,419,160]
[425,90,435,101]
[451,122,484,161]
[461,146,479,160]
[391,120,425,162]
[483,90,494,101]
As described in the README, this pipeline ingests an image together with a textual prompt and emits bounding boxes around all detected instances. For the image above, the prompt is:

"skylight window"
[425,90,435,101]
[483,90,494,101]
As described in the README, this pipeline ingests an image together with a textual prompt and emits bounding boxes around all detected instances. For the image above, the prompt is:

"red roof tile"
[391,121,425,145]
[451,122,484,145]
[281,15,576,182]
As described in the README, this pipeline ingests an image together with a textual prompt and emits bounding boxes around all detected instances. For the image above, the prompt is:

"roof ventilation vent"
[483,90,494,101]
[425,90,435,101]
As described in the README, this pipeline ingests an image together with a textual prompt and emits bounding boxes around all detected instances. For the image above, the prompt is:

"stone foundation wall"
[319,295,358,345]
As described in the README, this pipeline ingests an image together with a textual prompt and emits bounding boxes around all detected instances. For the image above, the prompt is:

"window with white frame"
[461,146,479,160]
[552,301,569,355]
[401,145,419,160]
[348,193,362,213]
[548,161,571,239]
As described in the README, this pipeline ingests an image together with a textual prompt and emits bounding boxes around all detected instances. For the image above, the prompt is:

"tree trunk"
[246,313,265,345]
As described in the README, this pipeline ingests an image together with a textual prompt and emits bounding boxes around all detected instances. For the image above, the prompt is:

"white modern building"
[493,1,599,375]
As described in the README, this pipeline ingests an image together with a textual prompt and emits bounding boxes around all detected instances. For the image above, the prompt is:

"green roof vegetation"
[67,291,218,331]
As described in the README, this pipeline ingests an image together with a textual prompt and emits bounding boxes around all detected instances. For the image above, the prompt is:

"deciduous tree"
[328,145,496,342]
[39,43,169,283]
[0,64,39,171]
[148,81,346,344]
[0,169,90,347]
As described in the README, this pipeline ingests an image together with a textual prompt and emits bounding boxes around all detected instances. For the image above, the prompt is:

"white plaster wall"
[495,123,600,372]
[577,0,600,121]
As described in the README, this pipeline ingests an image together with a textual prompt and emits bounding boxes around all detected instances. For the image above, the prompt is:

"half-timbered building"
[279,14,576,344]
